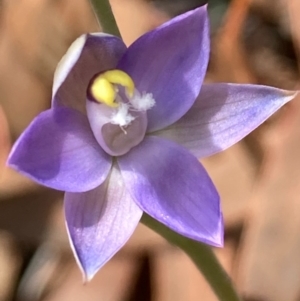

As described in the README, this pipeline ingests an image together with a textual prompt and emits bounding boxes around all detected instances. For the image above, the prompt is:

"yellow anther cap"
[90,76,118,107]
[90,69,135,107]
[102,70,135,97]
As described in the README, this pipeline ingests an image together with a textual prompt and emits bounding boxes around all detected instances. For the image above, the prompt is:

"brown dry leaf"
[211,0,256,83]
[235,1,300,300]
[2,0,98,82]
[0,0,97,138]
[286,0,300,70]
[236,96,300,301]
[0,232,21,301]
[202,143,257,226]
[0,106,9,177]
[44,256,140,301]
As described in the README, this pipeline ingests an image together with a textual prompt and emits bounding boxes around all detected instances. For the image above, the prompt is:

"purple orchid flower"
[8,6,297,280]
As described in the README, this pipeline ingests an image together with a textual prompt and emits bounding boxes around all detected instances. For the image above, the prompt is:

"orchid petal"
[53,33,127,113]
[8,107,112,192]
[118,136,223,247]
[156,83,297,158]
[117,6,210,132]
[65,165,142,281]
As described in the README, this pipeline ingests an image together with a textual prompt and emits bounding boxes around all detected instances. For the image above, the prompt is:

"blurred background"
[0,0,299,300]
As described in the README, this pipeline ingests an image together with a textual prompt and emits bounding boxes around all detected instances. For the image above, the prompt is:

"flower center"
[88,69,155,127]
[86,70,155,156]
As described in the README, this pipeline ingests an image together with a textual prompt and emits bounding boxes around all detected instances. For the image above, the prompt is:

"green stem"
[89,0,121,37]
[141,213,241,301]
